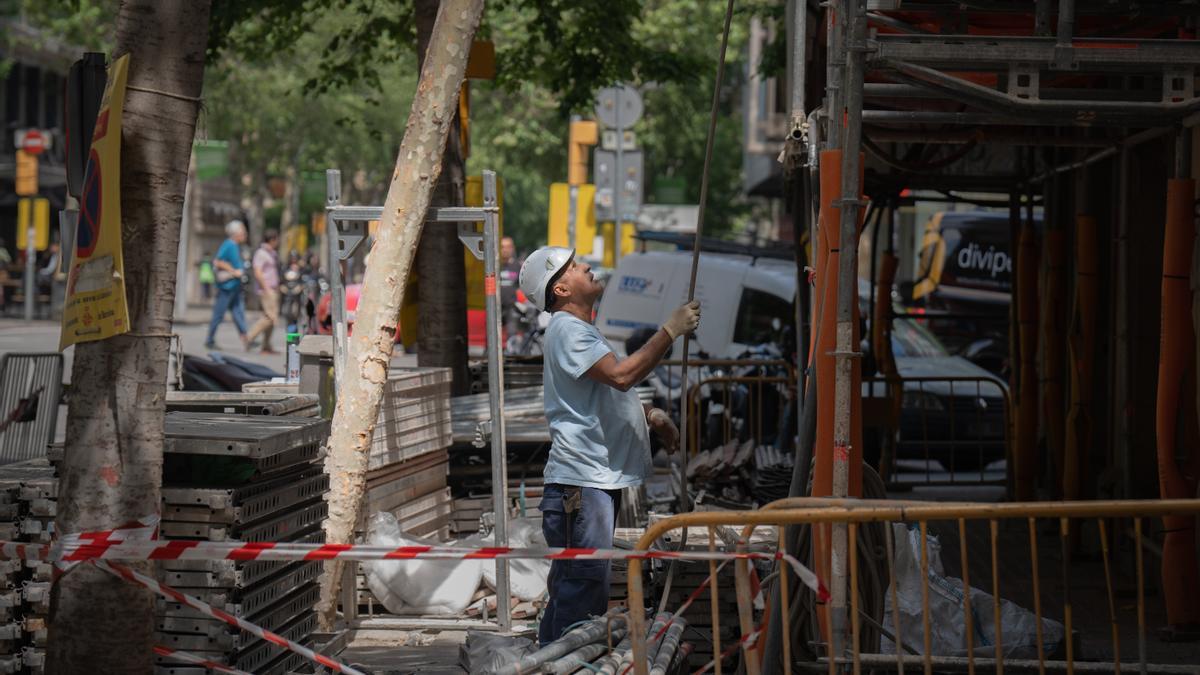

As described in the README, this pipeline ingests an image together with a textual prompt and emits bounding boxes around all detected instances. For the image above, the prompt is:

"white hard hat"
[519,246,574,311]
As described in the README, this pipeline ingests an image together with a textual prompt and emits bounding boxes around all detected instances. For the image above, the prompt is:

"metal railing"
[865,374,1013,493]
[625,498,1200,675]
[659,359,795,451]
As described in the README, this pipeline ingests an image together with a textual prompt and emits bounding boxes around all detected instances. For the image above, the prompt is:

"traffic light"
[567,120,598,186]
[15,150,37,196]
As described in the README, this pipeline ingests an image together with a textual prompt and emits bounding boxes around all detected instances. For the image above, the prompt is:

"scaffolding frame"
[324,170,513,633]
[780,0,1200,668]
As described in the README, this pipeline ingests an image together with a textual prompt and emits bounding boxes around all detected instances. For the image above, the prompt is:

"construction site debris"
[883,523,1065,657]
[361,512,484,615]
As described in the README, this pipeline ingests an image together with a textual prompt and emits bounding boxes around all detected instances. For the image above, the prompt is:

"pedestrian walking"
[518,246,700,646]
[245,229,281,354]
[197,253,215,300]
[204,220,250,350]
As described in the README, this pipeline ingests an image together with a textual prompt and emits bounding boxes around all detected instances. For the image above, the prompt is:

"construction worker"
[519,246,700,645]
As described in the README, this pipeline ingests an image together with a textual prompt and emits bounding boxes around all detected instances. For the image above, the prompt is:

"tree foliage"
[12,0,779,252]
[200,9,418,218]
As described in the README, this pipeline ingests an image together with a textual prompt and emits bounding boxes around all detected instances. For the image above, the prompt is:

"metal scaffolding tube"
[1056,0,1075,46]
[862,110,1101,127]
[883,60,1200,120]
[865,83,1160,103]
[825,2,846,149]
[874,34,1200,68]
[865,127,1112,147]
[830,0,868,659]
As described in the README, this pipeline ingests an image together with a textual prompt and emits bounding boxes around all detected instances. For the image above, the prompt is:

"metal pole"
[1114,148,1130,500]
[830,0,867,658]
[614,88,624,267]
[23,224,35,322]
[568,115,580,250]
[174,173,193,322]
[326,170,346,395]
[482,171,512,632]
[1035,0,1053,36]
[1175,127,1192,179]
[790,0,807,132]
[825,0,846,150]
[1056,0,1075,45]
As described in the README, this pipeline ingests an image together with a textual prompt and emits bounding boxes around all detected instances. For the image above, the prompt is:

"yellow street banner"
[60,54,131,351]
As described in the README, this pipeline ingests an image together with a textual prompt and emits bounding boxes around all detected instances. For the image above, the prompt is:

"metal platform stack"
[362,367,453,535]
[351,368,454,615]
[0,459,57,675]
[155,412,331,675]
[164,391,320,418]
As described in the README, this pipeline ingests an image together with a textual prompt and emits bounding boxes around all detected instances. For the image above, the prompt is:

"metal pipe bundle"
[649,617,687,675]
[543,640,617,674]
[486,612,627,675]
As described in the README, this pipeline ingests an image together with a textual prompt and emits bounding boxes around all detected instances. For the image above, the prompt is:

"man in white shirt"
[518,246,700,645]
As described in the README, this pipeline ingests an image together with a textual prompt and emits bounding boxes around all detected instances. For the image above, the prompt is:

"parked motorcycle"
[504,290,548,356]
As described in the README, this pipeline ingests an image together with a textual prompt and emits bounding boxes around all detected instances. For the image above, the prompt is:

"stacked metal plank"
[363,368,453,535]
[155,412,330,675]
[368,368,453,469]
[0,459,57,674]
[165,391,320,418]
[354,368,454,613]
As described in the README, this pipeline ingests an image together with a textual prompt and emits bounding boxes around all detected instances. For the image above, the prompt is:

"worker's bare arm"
[585,329,674,392]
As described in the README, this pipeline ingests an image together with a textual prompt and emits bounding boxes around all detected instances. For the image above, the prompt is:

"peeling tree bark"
[316,0,485,629]
[47,1,210,672]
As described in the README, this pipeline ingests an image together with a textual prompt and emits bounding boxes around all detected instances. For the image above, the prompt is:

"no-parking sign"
[60,54,131,350]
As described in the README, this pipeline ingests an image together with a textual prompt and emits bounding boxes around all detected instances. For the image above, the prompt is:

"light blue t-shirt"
[214,238,243,291]
[542,313,651,489]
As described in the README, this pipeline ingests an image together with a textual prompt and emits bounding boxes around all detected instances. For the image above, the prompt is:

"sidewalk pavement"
[0,303,291,383]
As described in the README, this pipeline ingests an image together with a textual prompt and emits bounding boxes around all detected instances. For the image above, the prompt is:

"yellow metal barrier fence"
[626,498,1200,675]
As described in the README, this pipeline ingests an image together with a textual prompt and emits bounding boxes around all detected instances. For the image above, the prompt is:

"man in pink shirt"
[246,229,280,354]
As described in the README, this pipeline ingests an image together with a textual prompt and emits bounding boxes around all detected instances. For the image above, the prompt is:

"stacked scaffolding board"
[354,368,454,613]
[155,413,330,675]
[164,391,320,418]
[0,459,56,675]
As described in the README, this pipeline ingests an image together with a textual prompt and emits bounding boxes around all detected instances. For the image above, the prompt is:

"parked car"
[317,284,489,348]
[598,249,1008,469]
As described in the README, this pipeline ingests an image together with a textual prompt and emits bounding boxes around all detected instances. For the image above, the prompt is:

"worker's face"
[552,259,602,307]
[232,228,247,244]
[500,237,515,263]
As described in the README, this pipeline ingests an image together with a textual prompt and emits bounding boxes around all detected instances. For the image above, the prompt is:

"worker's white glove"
[648,408,680,453]
[662,301,701,340]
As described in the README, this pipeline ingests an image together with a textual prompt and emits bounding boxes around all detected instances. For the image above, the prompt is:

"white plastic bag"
[475,517,551,602]
[361,511,484,615]
[882,523,1065,657]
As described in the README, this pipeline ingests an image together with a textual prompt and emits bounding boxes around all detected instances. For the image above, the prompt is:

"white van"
[596,250,796,357]
[596,249,1010,469]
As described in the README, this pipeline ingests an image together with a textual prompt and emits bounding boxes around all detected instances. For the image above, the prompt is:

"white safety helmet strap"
[519,246,575,312]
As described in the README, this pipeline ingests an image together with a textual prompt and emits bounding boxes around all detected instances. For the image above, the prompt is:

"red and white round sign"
[21,130,47,155]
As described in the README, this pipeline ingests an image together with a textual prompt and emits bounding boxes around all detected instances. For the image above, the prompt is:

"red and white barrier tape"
[54,515,159,574]
[153,645,252,675]
[97,561,364,675]
[692,620,766,675]
[2,536,829,603]
[2,536,819,573]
